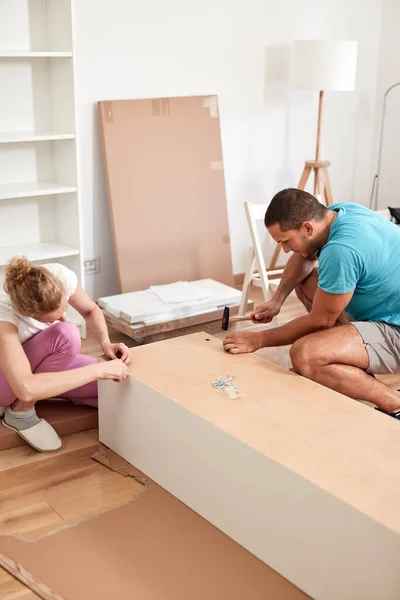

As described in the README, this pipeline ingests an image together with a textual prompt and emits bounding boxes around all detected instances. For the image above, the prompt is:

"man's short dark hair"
[265,188,328,231]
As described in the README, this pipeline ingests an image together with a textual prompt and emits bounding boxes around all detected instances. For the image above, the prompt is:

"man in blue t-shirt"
[223,188,400,420]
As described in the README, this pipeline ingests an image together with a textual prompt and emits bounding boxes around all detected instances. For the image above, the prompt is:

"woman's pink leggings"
[0,322,98,408]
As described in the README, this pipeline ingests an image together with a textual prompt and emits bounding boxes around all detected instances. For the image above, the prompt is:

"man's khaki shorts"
[351,321,400,374]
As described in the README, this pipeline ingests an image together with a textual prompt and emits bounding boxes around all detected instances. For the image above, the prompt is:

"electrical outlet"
[84,257,100,274]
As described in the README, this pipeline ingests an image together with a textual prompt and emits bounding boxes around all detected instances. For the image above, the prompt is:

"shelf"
[0,243,79,265]
[0,243,79,266]
[0,51,72,58]
[0,131,75,143]
[0,181,77,200]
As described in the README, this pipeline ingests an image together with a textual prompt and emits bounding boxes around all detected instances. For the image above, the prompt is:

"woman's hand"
[97,358,129,382]
[101,342,131,365]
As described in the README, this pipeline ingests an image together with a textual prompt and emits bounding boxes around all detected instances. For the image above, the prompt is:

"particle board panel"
[99,332,400,600]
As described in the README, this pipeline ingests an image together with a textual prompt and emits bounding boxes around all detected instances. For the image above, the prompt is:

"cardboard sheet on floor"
[98,95,234,293]
[0,453,308,600]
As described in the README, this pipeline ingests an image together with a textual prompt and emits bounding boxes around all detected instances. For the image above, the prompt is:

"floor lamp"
[293,39,358,204]
[268,39,358,271]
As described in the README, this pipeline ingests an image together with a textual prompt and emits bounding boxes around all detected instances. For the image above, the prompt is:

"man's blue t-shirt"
[317,202,400,326]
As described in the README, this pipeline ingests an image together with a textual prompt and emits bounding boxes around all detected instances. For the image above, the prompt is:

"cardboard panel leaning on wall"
[98,96,234,293]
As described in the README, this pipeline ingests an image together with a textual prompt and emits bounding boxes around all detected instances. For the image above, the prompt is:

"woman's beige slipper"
[2,418,65,453]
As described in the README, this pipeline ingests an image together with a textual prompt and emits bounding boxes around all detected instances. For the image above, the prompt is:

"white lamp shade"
[292,40,358,91]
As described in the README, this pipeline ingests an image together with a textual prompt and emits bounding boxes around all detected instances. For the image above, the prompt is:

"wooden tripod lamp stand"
[292,39,358,205]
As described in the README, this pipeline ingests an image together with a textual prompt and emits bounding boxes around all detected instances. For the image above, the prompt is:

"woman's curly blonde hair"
[4,257,63,317]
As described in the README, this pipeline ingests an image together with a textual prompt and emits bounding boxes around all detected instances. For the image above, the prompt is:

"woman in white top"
[0,257,131,453]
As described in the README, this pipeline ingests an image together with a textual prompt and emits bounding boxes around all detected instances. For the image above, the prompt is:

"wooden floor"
[0,287,399,599]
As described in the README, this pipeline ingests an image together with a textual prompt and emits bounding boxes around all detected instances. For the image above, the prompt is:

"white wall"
[72,0,383,299]
[370,0,400,211]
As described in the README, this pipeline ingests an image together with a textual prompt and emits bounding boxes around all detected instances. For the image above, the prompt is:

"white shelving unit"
[0,0,85,336]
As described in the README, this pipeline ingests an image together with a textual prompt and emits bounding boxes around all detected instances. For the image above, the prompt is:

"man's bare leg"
[290,325,400,413]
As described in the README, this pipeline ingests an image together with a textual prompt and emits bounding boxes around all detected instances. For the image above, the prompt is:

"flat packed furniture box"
[98,279,253,343]
[99,332,400,600]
